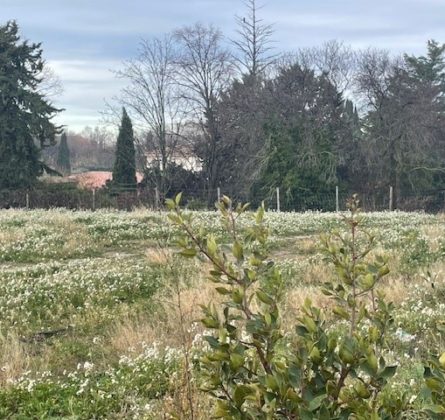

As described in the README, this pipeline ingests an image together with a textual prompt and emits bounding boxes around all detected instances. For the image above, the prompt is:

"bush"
[168,194,410,418]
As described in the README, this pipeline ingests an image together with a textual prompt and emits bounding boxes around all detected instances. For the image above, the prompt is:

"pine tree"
[112,108,137,191]
[56,132,71,175]
[0,21,61,189]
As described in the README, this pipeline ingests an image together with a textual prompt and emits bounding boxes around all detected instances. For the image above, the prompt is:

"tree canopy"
[56,132,71,175]
[111,108,137,191]
[0,20,61,189]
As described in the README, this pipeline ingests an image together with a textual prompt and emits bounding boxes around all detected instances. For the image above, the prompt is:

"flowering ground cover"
[0,207,444,417]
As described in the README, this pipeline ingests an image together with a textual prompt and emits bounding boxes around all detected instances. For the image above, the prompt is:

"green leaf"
[232,241,244,260]
[167,213,182,224]
[202,317,219,329]
[378,265,390,277]
[308,394,326,411]
[365,353,378,375]
[354,380,371,398]
[165,198,176,210]
[424,404,445,415]
[302,316,317,333]
[233,385,254,407]
[180,248,197,258]
[426,378,443,392]
[204,335,220,349]
[214,400,230,417]
[361,273,375,290]
[265,374,278,391]
[232,288,244,304]
[333,305,350,320]
[379,365,397,379]
[256,290,273,305]
[207,235,218,256]
[230,353,245,370]
[439,352,445,369]
[256,205,265,223]
[215,287,231,295]
[339,345,354,364]
[309,346,322,363]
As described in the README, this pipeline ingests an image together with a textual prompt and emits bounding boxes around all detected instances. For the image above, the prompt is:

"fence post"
[389,186,393,211]
[276,187,281,212]
[92,189,96,211]
[25,192,29,210]
[335,186,339,212]
[217,187,221,203]
[155,187,160,210]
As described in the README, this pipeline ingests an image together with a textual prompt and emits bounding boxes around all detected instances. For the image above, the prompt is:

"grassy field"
[0,207,444,418]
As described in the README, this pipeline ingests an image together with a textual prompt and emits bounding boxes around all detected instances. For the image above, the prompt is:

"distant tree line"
[1,3,445,211]
[43,127,116,173]
[112,0,445,209]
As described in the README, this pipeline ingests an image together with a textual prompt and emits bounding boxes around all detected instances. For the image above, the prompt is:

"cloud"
[3,0,444,129]
[47,60,126,131]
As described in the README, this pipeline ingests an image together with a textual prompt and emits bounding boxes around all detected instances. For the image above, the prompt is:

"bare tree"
[283,40,356,95]
[174,23,234,203]
[232,0,276,78]
[38,64,64,98]
[355,46,445,207]
[81,126,115,169]
[354,48,395,110]
[115,35,187,195]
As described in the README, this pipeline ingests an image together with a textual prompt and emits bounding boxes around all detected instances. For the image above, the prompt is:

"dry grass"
[145,247,173,266]
[108,281,219,354]
[44,215,96,256]
[0,229,25,245]
[0,333,30,386]
[379,276,413,305]
[108,314,160,355]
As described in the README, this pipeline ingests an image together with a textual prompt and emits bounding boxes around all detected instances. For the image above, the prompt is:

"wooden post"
[276,187,280,212]
[26,193,29,210]
[217,187,221,203]
[92,189,96,211]
[155,187,160,210]
[389,186,393,211]
[335,186,339,212]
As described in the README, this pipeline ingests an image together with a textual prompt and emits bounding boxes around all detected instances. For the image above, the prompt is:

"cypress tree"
[112,108,137,191]
[56,132,71,175]
[0,21,61,189]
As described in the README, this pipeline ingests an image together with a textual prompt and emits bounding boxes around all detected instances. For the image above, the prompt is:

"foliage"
[141,162,204,201]
[111,108,137,192]
[0,21,61,189]
[169,194,408,418]
[1,206,445,417]
[249,65,347,210]
[357,41,445,207]
[251,121,338,210]
[0,346,179,419]
[56,132,71,175]
[423,352,445,417]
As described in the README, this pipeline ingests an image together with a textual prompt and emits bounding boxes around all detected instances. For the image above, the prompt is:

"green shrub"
[169,194,408,418]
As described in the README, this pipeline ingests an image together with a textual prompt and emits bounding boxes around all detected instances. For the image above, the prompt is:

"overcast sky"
[2,0,445,131]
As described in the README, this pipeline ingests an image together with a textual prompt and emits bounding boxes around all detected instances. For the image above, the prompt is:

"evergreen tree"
[56,132,71,175]
[0,21,61,189]
[112,108,137,191]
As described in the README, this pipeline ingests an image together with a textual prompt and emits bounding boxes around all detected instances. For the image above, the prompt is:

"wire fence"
[1,186,445,213]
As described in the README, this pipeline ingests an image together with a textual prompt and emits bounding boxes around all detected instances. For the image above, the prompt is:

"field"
[0,207,445,418]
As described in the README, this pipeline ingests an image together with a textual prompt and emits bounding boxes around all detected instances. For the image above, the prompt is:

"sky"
[2,0,445,131]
